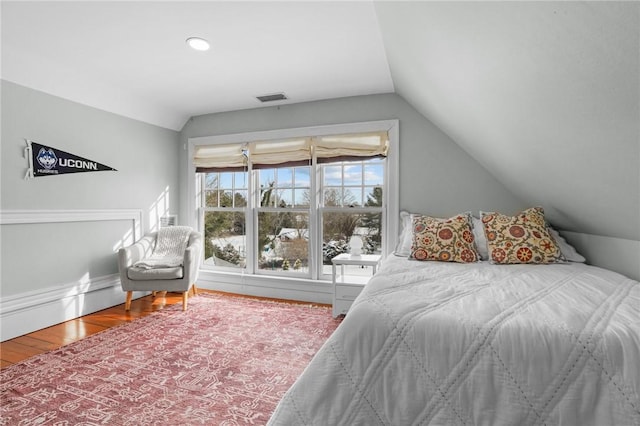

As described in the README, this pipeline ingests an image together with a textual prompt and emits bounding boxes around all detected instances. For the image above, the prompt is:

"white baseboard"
[0,274,147,342]
[1,270,334,342]
[195,269,334,305]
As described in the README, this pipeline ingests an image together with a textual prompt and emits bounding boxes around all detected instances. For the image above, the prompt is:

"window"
[320,159,384,275]
[189,121,399,283]
[202,171,247,269]
[257,166,311,275]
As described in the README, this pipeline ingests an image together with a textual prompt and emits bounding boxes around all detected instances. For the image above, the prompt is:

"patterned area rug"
[0,293,342,425]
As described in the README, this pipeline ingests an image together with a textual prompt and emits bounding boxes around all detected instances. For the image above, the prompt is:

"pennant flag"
[25,140,117,178]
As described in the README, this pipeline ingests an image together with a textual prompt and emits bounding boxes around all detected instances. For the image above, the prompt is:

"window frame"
[318,159,385,278]
[254,164,313,278]
[200,170,249,272]
[187,120,399,285]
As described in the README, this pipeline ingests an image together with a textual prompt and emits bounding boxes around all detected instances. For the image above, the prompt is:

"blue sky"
[207,158,384,207]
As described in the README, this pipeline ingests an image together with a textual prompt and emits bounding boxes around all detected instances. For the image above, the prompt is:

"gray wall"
[179,93,526,232]
[180,93,640,281]
[376,2,639,241]
[375,2,640,281]
[1,80,180,297]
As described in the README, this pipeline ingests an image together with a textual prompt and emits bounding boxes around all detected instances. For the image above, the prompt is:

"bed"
[268,210,640,426]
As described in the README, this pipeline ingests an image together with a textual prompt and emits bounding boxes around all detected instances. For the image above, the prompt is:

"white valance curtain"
[193,131,388,172]
[250,138,311,169]
[314,131,388,163]
[193,144,247,173]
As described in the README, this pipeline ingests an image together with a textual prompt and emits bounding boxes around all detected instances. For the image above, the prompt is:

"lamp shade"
[349,235,363,256]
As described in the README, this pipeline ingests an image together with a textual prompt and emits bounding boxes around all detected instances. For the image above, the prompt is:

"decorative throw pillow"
[410,213,479,263]
[481,207,565,264]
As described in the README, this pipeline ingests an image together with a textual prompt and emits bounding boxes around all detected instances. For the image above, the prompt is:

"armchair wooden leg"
[125,291,133,311]
[192,284,198,296]
[182,291,188,311]
[152,291,157,297]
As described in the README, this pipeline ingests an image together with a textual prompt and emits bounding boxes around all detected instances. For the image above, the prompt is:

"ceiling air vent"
[256,93,287,103]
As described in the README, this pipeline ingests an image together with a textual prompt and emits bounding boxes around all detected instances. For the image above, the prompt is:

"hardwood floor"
[0,291,189,369]
[0,290,328,370]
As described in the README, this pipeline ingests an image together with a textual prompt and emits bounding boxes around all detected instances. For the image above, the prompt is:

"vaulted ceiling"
[1,1,394,131]
[2,1,638,240]
[374,2,639,240]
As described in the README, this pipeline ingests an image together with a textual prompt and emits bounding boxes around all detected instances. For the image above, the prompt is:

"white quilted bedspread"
[269,257,640,426]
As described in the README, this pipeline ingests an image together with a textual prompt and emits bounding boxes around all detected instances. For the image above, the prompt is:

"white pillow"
[471,216,488,260]
[393,211,413,256]
[548,227,586,263]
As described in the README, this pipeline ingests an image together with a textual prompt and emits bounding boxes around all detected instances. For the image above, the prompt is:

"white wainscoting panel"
[0,209,144,341]
[0,209,143,240]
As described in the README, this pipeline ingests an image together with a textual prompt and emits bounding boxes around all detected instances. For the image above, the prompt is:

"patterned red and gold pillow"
[481,207,565,264]
[410,213,479,263]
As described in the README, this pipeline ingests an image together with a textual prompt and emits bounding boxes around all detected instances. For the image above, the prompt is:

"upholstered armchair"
[118,228,202,311]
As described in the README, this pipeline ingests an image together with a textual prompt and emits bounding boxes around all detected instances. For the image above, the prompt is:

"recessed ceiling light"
[186,37,210,51]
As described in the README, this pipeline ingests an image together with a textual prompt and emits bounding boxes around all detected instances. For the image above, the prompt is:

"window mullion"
[246,164,255,274]
[341,163,345,206]
[310,153,319,280]
[197,174,204,256]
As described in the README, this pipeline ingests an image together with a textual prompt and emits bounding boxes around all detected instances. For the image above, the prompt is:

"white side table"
[331,253,381,318]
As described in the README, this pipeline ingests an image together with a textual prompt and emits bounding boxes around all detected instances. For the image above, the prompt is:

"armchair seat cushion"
[127,265,184,281]
[118,229,201,307]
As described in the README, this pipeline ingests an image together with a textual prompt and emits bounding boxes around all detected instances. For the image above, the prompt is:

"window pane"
[360,212,383,251]
[324,187,343,207]
[205,173,219,189]
[234,171,247,188]
[219,172,233,189]
[258,212,309,274]
[345,188,363,207]
[205,190,219,207]
[203,211,246,269]
[323,165,342,186]
[364,163,384,186]
[277,168,293,186]
[294,189,310,207]
[260,184,276,207]
[295,167,310,187]
[322,211,382,273]
[342,188,360,207]
[343,163,362,186]
[364,186,383,207]
[260,169,275,187]
[234,190,247,207]
[277,189,293,207]
[220,191,233,207]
